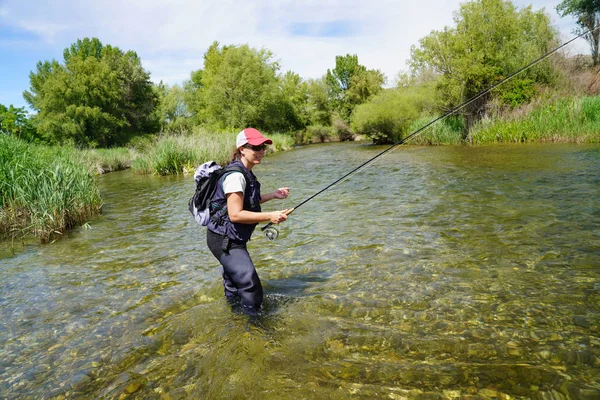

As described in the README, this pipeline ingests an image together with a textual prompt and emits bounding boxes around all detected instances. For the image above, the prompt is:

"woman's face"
[240,144,266,166]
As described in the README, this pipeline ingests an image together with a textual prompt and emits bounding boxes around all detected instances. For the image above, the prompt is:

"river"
[1,142,599,399]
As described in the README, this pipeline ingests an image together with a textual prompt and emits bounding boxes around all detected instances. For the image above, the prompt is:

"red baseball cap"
[236,128,273,148]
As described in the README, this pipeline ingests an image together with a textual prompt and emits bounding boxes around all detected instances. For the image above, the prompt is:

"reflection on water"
[1,143,599,399]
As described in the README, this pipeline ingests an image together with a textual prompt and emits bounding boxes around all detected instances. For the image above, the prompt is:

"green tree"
[0,104,39,141]
[184,69,207,125]
[306,77,332,126]
[266,71,309,131]
[24,37,159,147]
[187,42,284,131]
[326,54,384,121]
[156,82,192,132]
[557,0,600,66]
[410,0,558,135]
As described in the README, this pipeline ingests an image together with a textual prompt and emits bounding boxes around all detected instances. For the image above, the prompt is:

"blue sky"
[0,0,587,112]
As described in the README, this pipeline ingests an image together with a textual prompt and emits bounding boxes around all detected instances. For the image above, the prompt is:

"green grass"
[0,135,102,242]
[394,95,600,145]
[131,128,295,175]
[77,147,137,174]
[469,95,600,144]
[405,115,464,145]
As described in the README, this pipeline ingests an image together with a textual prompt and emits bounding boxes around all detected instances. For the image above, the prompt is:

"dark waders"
[207,229,263,316]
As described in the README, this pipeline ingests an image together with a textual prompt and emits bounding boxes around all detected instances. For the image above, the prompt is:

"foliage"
[156,82,193,133]
[410,0,559,135]
[351,79,441,144]
[497,79,538,108]
[143,137,198,175]
[557,0,600,66]
[0,104,39,142]
[351,89,421,144]
[469,95,600,143]
[185,42,300,132]
[405,115,464,145]
[131,129,295,175]
[303,125,334,143]
[0,135,102,242]
[274,71,310,131]
[325,54,385,122]
[332,117,355,141]
[76,147,137,174]
[306,77,332,126]
[269,132,296,152]
[24,37,160,147]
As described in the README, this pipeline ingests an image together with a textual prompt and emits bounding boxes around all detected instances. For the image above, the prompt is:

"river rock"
[572,316,591,328]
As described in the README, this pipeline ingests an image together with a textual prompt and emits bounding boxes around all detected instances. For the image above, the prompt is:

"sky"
[0,0,589,112]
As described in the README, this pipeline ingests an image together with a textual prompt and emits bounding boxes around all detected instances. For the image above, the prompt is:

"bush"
[351,89,420,144]
[332,117,355,141]
[304,125,334,143]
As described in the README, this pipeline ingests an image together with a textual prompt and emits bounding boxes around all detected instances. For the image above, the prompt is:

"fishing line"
[261,28,596,241]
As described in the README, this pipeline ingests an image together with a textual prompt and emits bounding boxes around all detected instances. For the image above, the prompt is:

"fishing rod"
[261,29,594,241]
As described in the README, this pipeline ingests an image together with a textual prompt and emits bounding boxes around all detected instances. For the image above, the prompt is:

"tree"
[0,104,39,141]
[346,69,386,108]
[557,0,600,66]
[325,54,384,121]
[24,38,159,147]
[270,71,309,131]
[410,0,558,136]
[186,42,283,131]
[306,77,332,126]
[156,82,192,132]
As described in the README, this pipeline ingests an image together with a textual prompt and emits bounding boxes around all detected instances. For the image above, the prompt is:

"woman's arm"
[260,187,290,203]
[227,192,288,224]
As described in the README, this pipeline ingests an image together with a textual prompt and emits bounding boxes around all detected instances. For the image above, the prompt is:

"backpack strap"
[222,165,258,208]
[209,165,258,225]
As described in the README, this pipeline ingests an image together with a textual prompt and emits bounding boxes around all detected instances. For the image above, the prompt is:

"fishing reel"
[261,208,294,242]
[263,225,280,241]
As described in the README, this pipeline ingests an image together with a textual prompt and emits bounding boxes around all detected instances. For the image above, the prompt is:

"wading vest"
[207,160,261,242]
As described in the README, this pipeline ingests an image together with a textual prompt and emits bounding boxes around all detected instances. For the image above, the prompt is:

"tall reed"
[470,95,600,144]
[131,129,295,175]
[405,116,464,145]
[0,136,102,242]
[76,147,137,174]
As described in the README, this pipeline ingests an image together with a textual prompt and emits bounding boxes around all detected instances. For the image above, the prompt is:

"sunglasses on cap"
[244,144,267,151]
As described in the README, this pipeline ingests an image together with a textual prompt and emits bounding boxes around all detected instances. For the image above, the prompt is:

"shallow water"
[1,142,599,399]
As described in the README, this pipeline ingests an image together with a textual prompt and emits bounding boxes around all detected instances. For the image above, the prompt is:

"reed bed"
[405,116,464,145]
[0,136,102,242]
[470,95,600,144]
[131,129,295,175]
[77,147,138,174]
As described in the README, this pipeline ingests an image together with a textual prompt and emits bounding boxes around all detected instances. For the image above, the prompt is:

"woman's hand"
[272,187,290,199]
[269,209,289,224]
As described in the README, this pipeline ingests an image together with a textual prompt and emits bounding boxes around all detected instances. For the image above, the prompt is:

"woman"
[206,128,290,316]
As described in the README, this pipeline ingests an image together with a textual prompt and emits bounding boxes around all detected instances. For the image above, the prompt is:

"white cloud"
[0,0,592,91]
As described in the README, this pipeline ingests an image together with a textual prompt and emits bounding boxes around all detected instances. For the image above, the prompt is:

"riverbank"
[1,94,599,242]
[0,131,294,242]
[408,95,600,145]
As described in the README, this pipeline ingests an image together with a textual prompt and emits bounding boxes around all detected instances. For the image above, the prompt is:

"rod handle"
[261,208,295,231]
